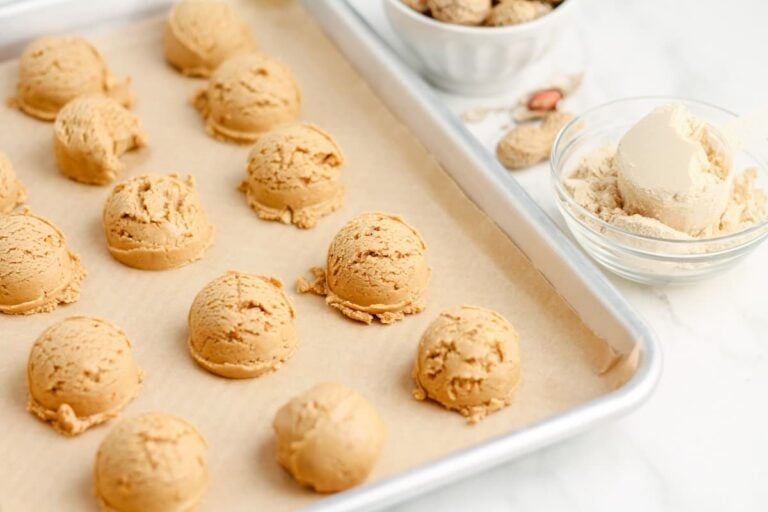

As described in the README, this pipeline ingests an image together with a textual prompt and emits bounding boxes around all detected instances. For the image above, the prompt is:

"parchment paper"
[0,2,634,510]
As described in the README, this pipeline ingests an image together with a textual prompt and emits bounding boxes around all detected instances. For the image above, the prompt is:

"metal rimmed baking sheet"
[0,1,660,511]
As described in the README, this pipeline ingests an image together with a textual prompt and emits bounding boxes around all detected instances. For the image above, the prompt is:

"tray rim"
[299,1,662,511]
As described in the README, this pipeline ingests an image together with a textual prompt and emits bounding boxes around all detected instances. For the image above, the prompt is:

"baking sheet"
[0,1,635,510]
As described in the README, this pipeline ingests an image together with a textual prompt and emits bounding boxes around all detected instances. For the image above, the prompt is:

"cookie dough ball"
[103,174,214,270]
[297,212,431,324]
[0,213,85,315]
[193,53,301,143]
[486,0,552,26]
[54,96,147,185]
[240,123,344,229]
[413,305,521,423]
[188,271,298,378]
[164,0,257,77]
[273,382,386,493]
[11,36,133,121]
[0,152,26,213]
[427,0,491,25]
[26,316,143,436]
[95,412,209,512]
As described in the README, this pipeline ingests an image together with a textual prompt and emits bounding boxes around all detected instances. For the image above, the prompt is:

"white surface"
[347,1,768,511]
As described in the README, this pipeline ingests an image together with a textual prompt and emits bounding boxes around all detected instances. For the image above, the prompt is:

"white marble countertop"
[347,1,768,511]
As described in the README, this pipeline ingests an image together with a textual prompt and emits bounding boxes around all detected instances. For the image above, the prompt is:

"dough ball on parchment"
[188,270,298,379]
[103,174,214,270]
[164,0,257,77]
[94,412,209,512]
[240,122,345,229]
[0,212,85,315]
[297,212,431,325]
[273,382,386,493]
[54,95,146,185]
[26,316,143,436]
[0,151,26,213]
[10,35,133,121]
[193,53,301,143]
[413,305,521,423]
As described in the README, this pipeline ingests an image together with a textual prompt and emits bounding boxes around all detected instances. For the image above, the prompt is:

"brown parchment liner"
[0,2,636,510]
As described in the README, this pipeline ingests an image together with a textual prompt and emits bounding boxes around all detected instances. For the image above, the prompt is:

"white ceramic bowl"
[383,0,578,95]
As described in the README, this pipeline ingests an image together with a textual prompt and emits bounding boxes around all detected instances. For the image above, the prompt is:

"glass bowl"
[551,97,768,285]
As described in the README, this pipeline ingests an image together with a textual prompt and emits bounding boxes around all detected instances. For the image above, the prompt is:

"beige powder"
[564,145,767,239]
[616,105,733,233]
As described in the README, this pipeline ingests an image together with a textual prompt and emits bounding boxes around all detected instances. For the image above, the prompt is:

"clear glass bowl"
[551,97,768,285]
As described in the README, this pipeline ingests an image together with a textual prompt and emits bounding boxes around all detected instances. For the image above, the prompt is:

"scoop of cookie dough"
[11,36,133,121]
[26,316,143,436]
[164,0,257,77]
[0,213,85,315]
[103,174,214,270]
[413,305,521,423]
[485,0,552,26]
[240,123,344,228]
[0,152,26,213]
[188,271,298,378]
[54,96,146,185]
[427,0,491,25]
[297,212,431,324]
[94,412,209,512]
[193,53,301,143]
[273,382,386,493]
